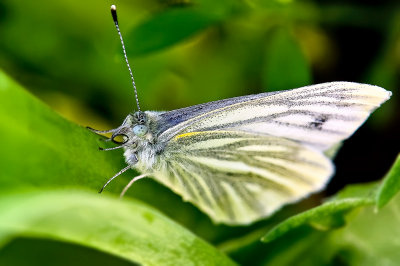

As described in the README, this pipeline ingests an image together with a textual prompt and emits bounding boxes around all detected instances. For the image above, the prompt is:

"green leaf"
[262,154,400,244]
[258,157,400,265]
[327,193,400,266]
[262,28,311,91]
[0,190,235,265]
[261,182,380,243]
[126,8,223,56]
[0,238,135,266]
[254,190,400,266]
[0,69,123,191]
[376,154,400,208]
[0,69,234,245]
[261,196,374,243]
[125,0,248,56]
[0,70,235,264]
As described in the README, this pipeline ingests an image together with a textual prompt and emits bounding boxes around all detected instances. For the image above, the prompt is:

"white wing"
[158,82,391,151]
[152,131,333,225]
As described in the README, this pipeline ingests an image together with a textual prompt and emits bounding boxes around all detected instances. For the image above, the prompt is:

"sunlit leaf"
[0,69,236,242]
[0,190,235,266]
[0,70,122,191]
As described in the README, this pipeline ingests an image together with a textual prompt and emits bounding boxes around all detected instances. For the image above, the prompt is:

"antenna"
[110,5,141,112]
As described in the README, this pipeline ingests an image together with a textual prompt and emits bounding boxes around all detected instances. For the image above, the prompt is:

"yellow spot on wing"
[174,131,205,140]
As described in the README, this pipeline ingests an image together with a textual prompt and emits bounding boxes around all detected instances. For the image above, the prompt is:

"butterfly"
[89,5,392,225]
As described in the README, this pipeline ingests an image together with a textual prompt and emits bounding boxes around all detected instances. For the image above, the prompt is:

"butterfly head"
[110,111,154,146]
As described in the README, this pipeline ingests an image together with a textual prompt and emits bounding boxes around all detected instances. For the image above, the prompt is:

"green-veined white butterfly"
[89,5,392,225]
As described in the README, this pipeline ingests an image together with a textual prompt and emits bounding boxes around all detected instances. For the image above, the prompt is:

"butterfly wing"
[158,82,391,151]
[147,82,390,224]
[152,131,333,225]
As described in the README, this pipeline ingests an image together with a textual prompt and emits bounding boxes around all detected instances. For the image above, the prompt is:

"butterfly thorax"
[110,111,167,172]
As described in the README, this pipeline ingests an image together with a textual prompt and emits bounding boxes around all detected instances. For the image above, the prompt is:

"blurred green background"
[0,0,399,265]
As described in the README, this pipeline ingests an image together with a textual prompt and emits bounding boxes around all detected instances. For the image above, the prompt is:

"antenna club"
[111,5,118,23]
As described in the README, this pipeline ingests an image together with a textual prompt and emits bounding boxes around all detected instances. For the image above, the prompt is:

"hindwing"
[152,131,333,225]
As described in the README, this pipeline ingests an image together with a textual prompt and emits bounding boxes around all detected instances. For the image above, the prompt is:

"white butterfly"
[89,5,392,225]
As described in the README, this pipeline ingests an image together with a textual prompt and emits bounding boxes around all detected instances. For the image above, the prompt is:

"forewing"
[152,131,334,225]
[158,82,391,151]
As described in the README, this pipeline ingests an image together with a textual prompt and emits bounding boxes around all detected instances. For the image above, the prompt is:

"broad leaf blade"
[0,190,235,266]
[0,70,227,242]
[0,238,135,266]
[0,70,123,191]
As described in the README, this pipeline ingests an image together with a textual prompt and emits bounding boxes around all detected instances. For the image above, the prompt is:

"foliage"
[0,0,399,265]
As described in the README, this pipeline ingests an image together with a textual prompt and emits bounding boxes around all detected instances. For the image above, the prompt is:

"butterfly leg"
[99,165,132,193]
[120,173,149,198]
[98,145,125,151]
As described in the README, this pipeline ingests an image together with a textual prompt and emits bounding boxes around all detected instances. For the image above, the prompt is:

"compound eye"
[133,125,148,137]
[111,133,129,144]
